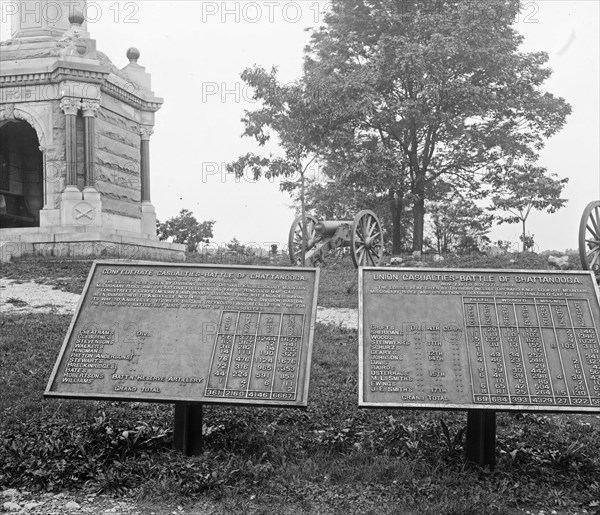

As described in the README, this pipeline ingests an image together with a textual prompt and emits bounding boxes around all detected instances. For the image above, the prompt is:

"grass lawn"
[1,253,598,514]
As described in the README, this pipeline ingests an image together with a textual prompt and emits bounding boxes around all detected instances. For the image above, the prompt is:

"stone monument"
[0,0,184,261]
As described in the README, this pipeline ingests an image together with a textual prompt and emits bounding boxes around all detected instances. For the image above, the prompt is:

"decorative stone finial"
[69,9,85,26]
[126,47,141,64]
[122,47,152,91]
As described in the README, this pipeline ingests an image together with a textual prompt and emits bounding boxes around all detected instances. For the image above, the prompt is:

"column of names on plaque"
[205,311,304,401]
[464,296,600,407]
[63,328,117,384]
[368,322,467,402]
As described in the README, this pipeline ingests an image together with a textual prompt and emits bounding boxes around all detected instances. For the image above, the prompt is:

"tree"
[488,163,568,251]
[303,0,571,253]
[226,237,248,256]
[226,66,325,266]
[157,209,215,253]
[427,192,492,254]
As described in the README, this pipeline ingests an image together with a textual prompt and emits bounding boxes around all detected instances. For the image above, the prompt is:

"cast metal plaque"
[45,261,319,406]
[359,268,600,412]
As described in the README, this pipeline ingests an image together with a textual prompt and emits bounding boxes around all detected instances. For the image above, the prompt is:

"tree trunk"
[300,167,306,266]
[390,189,403,254]
[413,175,426,253]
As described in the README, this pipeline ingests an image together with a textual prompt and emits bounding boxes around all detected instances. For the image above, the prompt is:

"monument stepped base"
[0,228,186,263]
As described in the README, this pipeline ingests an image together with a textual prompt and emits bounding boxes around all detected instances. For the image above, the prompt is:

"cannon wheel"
[579,200,600,281]
[351,210,384,267]
[289,214,319,265]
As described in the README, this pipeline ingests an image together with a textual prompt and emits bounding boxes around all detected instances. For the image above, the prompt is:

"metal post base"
[173,403,203,456]
[465,409,496,468]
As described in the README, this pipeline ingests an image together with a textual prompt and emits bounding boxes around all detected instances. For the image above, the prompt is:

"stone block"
[29,239,184,261]
[59,186,106,229]
[101,210,141,233]
[98,231,124,242]
[18,231,54,243]
[82,186,101,202]
[39,208,61,227]
[53,232,97,242]
[97,125,138,147]
[1,229,25,241]
[96,109,139,134]
[141,201,157,238]
[95,174,140,201]
[97,132,139,162]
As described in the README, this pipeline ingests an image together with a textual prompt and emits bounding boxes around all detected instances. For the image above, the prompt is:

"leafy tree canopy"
[427,188,493,254]
[488,162,568,250]
[226,66,329,264]
[226,66,323,184]
[302,0,572,252]
[157,209,215,253]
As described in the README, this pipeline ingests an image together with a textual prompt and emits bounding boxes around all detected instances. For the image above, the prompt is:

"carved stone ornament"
[57,25,86,58]
[81,100,100,117]
[72,201,96,225]
[139,126,154,140]
[60,98,81,116]
[1,103,15,119]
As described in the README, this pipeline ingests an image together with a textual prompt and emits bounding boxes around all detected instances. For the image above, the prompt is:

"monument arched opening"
[0,119,43,228]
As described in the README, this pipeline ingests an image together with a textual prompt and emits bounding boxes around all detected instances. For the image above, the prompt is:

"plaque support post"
[465,410,496,468]
[173,403,203,456]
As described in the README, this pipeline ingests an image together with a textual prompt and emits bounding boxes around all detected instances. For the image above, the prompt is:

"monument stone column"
[80,100,101,226]
[81,100,99,189]
[60,98,80,189]
[59,98,83,228]
[139,125,157,236]
[139,126,153,202]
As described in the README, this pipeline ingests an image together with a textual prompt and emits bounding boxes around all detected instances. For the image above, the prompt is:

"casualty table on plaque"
[45,262,319,407]
[359,268,600,412]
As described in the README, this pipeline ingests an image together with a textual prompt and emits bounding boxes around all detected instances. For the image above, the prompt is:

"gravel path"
[0,278,81,315]
[0,278,358,329]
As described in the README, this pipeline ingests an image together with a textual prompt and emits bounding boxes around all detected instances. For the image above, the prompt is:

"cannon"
[579,200,600,282]
[288,210,384,268]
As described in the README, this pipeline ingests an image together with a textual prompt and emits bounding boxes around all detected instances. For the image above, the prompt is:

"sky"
[1,0,598,254]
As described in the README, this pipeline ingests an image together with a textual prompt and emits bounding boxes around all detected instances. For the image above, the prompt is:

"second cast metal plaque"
[359,268,600,412]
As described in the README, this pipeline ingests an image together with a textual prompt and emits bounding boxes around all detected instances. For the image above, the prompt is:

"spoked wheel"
[288,214,319,265]
[579,200,600,282]
[351,210,384,268]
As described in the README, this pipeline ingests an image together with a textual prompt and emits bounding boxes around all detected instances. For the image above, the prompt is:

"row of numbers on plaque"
[205,311,304,401]
[463,297,600,407]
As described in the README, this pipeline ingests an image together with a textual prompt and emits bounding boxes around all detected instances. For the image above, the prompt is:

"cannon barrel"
[315,220,353,237]
[289,210,383,267]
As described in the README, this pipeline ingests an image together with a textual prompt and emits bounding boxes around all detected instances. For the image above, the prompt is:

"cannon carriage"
[288,210,384,268]
[580,200,600,283]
